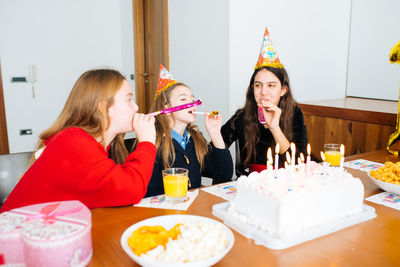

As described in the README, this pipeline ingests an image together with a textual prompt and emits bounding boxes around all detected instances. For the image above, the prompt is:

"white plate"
[368,172,400,195]
[120,214,234,267]
[212,202,376,250]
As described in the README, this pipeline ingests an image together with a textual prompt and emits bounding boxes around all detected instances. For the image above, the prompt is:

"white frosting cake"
[229,164,364,237]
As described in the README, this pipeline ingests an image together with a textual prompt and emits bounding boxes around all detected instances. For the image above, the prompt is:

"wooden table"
[88,150,400,266]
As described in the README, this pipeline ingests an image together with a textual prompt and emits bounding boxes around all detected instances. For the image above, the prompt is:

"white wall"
[229,0,351,113]
[0,0,135,152]
[169,0,351,131]
[347,0,400,101]
[168,0,230,138]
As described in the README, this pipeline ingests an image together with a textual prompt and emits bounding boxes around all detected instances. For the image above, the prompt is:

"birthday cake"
[0,200,92,266]
[229,164,364,237]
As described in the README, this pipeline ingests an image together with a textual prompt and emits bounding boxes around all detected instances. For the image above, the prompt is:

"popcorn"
[139,221,230,263]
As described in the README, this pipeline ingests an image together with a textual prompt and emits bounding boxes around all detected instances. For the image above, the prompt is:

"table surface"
[88,149,400,266]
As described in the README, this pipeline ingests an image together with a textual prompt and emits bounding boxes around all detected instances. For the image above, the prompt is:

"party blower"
[258,106,266,124]
[147,99,202,117]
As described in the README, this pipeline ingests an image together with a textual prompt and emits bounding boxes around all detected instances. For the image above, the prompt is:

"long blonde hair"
[150,83,208,169]
[30,69,129,165]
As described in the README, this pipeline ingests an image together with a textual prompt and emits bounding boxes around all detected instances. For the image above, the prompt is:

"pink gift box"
[0,200,92,266]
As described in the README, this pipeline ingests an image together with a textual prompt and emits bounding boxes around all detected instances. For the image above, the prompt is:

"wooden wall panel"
[303,114,395,161]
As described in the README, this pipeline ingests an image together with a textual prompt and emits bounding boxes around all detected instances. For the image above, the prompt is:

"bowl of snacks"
[369,162,400,195]
[120,215,234,267]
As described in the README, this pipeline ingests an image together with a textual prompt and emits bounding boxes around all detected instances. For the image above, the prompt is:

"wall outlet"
[19,129,32,135]
[11,77,27,82]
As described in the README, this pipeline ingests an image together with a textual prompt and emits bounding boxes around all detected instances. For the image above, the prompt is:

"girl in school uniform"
[144,65,233,197]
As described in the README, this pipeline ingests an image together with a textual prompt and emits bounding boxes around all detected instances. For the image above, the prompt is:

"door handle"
[141,72,149,77]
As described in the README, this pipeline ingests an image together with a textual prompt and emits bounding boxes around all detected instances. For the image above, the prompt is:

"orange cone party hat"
[154,64,178,100]
[255,27,284,70]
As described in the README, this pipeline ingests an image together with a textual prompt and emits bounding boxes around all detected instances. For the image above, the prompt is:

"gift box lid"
[0,200,91,242]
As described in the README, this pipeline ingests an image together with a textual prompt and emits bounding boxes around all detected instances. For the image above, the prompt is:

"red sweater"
[0,127,156,212]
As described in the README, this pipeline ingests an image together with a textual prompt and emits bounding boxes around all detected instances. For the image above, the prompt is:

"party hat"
[255,27,284,70]
[154,64,178,100]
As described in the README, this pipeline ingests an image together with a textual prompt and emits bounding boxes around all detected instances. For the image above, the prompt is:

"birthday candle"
[267,147,273,171]
[340,144,345,169]
[286,151,291,165]
[290,143,296,166]
[274,143,280,171]
[306,143,311,164]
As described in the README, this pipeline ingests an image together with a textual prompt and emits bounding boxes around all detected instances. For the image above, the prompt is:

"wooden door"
[133,0,169,113]
[0,61,10,154]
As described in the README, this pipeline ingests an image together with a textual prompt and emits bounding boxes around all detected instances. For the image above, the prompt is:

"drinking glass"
[324,144,342,167]
[162,168,189,203]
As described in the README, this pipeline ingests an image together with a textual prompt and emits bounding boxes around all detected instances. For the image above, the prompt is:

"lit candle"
[290,142,296,166]
[340,144,345,169]
[299,153,305,165]
[274,143,280,178]
[286,151,291,165]
[274,143,280,169]
[267,147,273,171]
[299,153,305,185]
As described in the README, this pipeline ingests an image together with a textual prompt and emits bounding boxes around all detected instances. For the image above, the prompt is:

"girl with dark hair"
[221,28,308,175]
[1,69,156,212]
[145,65,233,197]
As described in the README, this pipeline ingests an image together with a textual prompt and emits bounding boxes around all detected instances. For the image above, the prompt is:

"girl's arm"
[204,114,225,149]
[220,112,241,148]
[202,143,234,184]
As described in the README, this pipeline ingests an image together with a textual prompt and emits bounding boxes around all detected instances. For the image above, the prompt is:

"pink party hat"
[154,64,178,100]
[255,27,284,70]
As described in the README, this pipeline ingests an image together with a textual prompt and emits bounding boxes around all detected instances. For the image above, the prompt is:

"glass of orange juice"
[324,144,342,167]
[162,168,189,203]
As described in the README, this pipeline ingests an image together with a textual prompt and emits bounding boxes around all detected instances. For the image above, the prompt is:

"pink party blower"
[147,99,202,117]
[258,106,266,124]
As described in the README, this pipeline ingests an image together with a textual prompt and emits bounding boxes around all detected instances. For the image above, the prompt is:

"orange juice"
[163,175,188,198]
[324,151,342,166]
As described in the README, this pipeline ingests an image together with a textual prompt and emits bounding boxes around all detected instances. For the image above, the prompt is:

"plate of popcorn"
[368,162,400,195]
[120,215,234,267]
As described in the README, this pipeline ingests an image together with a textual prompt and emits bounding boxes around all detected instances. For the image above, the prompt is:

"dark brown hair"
[230,66,297,166]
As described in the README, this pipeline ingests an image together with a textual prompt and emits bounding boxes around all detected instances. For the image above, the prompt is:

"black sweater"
[145,138,233,197]
[221,106,308,173]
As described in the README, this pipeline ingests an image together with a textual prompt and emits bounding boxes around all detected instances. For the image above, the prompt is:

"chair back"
[235,140,248,178]
[0,152,32,203]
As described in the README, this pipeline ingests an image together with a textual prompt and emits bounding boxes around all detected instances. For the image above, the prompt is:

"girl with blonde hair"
[144,66,233,197]
[1,69,156,212]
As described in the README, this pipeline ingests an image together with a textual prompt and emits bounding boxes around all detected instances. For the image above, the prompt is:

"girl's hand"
[205,114,225,149]
[205,114,222,136]
[133,113,156,145]
[260,100,282,130]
